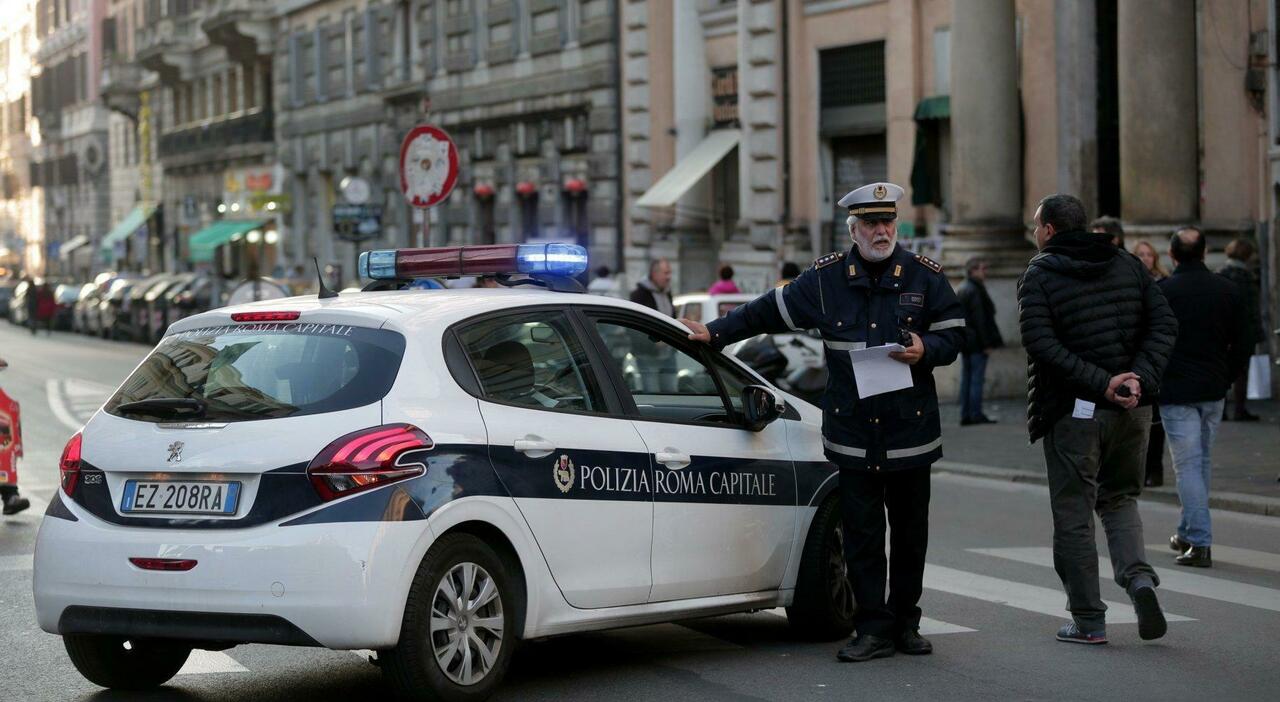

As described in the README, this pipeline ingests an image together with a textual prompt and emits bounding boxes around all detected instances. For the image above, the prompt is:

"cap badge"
[873,184,887,200]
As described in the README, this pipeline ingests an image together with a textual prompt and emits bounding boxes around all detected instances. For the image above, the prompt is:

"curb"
[935,460,1280,518]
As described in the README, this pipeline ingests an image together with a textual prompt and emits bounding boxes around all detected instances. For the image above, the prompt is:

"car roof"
[170,288,685,336]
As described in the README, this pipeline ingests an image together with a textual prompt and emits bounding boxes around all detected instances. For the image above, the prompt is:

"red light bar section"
[231,311,301,322]
[129,558,198,572]
[395,244,520,278]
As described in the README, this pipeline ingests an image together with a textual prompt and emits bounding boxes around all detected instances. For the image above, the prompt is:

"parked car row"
[6,272,216,343]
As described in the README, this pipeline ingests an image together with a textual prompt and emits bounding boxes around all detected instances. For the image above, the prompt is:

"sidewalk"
[937,398,1280,517]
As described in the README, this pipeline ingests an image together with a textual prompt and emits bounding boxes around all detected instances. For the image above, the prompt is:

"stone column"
[1118,0,1197,225]
[945,0,1026,275]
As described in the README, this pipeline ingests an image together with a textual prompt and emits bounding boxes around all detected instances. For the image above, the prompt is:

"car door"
[580,309,797,602]
[454,308,655,609]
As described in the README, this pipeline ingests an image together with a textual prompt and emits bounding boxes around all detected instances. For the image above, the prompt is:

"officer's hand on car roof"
[681,318,711,343]
[888,332,924,365]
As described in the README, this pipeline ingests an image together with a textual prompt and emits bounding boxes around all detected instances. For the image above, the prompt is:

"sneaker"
[2,494,30,516]
[1056,622,1107,645]
[1131,586,1167,641]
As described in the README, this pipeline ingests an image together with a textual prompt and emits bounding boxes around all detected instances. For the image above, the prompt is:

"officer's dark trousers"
[840,464,930,638]
[1042,407,1159,631]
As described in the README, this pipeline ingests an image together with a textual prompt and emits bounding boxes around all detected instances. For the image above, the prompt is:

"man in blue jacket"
[683,182,965,662]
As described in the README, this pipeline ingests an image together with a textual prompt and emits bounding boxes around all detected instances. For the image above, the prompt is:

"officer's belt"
[824,340,867,351]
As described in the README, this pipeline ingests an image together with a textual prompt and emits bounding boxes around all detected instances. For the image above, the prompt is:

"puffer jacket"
[1016,230,1178,442]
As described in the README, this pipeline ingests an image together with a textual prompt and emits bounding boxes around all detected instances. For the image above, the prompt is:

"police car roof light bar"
[359,243,589,280]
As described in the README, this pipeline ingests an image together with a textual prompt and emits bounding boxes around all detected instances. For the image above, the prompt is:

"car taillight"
[129,558,198,572]
[306,424,432,501]
[59,432,82,497]
[231,311,300,322]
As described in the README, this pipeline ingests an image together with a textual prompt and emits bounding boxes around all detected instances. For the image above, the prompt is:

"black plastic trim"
[57,606,322,647]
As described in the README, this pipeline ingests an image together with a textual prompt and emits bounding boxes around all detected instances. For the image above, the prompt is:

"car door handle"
[654,450,691,469]
[513,436,555,458]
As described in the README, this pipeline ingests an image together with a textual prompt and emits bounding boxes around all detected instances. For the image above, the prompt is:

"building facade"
[276,0,621,288]
[29,0,113,278]
[0,2,39,278]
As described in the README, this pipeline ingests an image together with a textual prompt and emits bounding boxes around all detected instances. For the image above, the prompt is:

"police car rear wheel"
[383,534,520,702]
[63,634,191,690]
[786,497,856,640]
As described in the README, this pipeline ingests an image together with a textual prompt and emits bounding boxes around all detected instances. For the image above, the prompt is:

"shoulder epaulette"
[914,254,943,273]
[813,251,845,270]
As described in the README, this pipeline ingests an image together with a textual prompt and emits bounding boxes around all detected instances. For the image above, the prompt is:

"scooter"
[0,357,30,516]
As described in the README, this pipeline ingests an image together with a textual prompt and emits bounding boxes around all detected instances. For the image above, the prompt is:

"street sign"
[399,125,458,209]
[333,203,384,242]
[339,175,371,205]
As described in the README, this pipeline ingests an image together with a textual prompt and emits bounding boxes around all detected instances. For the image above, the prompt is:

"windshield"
[105,322,406,422]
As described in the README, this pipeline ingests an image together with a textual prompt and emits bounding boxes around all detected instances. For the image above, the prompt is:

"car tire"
[382,533,522,702]
[785,496,856,641]
[63,634,191,690]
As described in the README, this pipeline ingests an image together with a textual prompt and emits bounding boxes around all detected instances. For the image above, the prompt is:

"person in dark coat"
[1017,194,1178,645]
[629,259,674,316]
[1159,228,1253,568]
[1217,238,1263,422]
[955,258,1003,425]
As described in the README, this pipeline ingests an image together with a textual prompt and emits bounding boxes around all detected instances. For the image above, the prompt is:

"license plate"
[121,480,240,516]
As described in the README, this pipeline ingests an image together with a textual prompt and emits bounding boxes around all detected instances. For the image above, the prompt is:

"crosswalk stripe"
[760,608,976,635]
[924,563,1194,624]
[177,650,248,675]
[1149,544,1280,574]
[972,547,1280,614]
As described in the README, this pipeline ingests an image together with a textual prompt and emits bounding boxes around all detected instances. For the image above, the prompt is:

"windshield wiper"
[115,397,207,418]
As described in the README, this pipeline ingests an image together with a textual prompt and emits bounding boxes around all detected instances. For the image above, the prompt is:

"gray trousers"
[1042,407,1159,628]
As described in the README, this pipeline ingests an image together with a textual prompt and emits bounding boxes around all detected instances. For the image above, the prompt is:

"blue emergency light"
[359,243,589,280]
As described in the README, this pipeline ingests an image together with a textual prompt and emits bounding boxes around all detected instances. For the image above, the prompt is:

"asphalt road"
[2,323,1279,701]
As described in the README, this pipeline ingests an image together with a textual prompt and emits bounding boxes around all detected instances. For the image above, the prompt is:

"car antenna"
[314,258,339,299]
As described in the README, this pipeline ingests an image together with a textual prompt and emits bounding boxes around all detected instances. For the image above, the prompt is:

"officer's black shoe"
[1175,546,1212,568]
[836,634,896,663]
[977,415,998,424]
[1169,534,1190,553]
[895,629,933,655]
[2,494,30,516]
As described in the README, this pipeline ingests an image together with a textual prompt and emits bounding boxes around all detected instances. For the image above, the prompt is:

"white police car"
[33,244,853,701]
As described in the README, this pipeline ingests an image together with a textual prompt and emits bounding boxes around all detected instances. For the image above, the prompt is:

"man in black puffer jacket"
[1017,194,1178,646]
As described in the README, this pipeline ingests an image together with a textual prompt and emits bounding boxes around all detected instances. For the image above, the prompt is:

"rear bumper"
[34,499,435,649]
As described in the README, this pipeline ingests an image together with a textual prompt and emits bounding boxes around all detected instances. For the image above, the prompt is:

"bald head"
[1169,226,1205,265]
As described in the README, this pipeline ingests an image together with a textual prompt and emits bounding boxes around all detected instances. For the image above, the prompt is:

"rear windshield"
[105,322,406,422]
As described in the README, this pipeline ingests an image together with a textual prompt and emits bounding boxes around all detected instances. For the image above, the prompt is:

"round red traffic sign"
[399,125,459,209]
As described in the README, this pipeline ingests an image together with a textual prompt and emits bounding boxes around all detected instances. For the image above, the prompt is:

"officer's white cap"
[838,182,905,221]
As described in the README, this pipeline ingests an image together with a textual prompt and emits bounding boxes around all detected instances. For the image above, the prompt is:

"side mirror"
[741,384,785,432]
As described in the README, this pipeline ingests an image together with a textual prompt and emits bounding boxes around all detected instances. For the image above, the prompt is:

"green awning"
[99,202,158,256]
[188,219,266,262]
[913,95,950,121]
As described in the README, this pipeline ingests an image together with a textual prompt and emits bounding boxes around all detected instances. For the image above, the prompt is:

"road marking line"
[45,380,85,432]
[350,649,376,662]
[972,547,1280,614]
[760,608,976,635]
[177,650,249,675]
[923,564,1194,624]
[0,554,33,572]
[1148,544,1280,574]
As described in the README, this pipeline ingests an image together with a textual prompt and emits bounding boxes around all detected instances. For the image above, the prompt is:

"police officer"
[683,182,966,662]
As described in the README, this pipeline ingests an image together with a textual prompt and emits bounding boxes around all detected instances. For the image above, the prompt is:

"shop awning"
[99,202,158,256]
[911,96,950,208]
[188,219,266,262]
[58,234,90,260]
[913,95,950,121]
[636,129,740,209]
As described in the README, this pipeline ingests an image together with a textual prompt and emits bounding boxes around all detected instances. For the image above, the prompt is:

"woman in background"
[1131,239,1168,487]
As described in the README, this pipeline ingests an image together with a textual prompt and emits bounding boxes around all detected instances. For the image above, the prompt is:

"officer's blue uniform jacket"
[707,245,966,472]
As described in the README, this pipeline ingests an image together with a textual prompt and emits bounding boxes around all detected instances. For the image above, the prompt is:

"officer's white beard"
[850,226,897,262]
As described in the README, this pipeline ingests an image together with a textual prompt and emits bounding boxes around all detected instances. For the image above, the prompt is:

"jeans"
[1042,407,1158,629]
[1160,400,1224,548]
[959,352,988,421]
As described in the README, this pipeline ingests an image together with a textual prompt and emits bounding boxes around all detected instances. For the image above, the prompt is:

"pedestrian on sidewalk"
[1217,238,1264,422]
[708,264,741,295]
[956,257,1003,426]
[1158,227,1253,568]
[1127,238,1171,486]
[33,282,56,336]
[1091,216,1125,249]
[1018,194,1178,645]
[629,259,674,316]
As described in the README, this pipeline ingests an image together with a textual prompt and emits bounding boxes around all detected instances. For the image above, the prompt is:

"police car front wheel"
[785,497,856,640]
[382,534,522,702]
[63,634,192,690]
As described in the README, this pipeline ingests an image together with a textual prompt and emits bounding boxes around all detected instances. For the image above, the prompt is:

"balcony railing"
[158,109,273,159]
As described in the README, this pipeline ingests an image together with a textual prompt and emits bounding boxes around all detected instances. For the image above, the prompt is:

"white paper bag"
[1247,354,1272,400]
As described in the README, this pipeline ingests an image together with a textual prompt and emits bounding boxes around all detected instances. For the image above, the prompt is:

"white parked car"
[34,245,851,701]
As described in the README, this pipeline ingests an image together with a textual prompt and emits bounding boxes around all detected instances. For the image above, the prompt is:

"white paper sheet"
[849,343,913,398]
[1072,399,1096,419]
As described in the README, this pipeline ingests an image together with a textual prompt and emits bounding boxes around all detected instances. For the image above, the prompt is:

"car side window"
[590,316,735,425]
[458,311,606,414]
